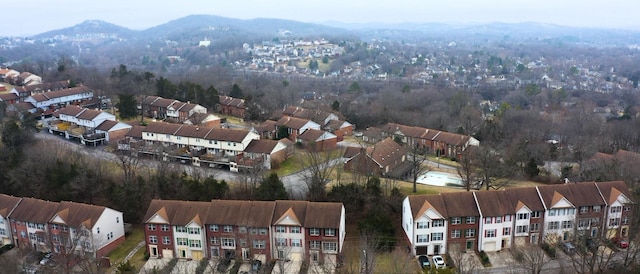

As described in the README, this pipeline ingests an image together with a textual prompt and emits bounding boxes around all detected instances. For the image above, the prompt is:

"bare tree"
[359,231,380,274]
[409,144,431,193]
[448,243,480,274]
[456,146,479,191]
[301,149,342,201]
[385,247,418,274]
[115,150,140,184]
[511,243,551,274]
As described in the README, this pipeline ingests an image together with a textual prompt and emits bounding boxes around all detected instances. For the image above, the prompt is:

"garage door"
[482,241,496,252]
[192,251,204,261]
[289,252,303,262]
[162,249,174,258]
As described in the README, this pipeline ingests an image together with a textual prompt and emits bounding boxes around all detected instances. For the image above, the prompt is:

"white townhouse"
[595,181,635,239]
[474,191,515,252]
[272,208,306,261]
[506,187,546,246]
[24,86,94,111]
[402,195,448,255]
[0,194,22,246]
[536,185,580,242]
[57,105,116,129]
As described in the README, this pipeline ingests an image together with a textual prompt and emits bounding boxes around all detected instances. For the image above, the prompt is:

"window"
[222,238,236,248]
[209,225,219,232]
[562,220,573,229]
[240,239,247,247]
[623,216,630,225]
[223,225,233,233]
[579,206,588,214]
[609,218,620,227]
[162,236,171,245]
[452,230,461,238]
[495,217,502,223]
[52,233,60,242]
[504,227,512,235]
[276,238,287,247]
[466,217,476,224]
[175,226,187,233]
[593,206,601,212]
[291,239,302,247]
[417,222,429,229]
[116,217,120,223]
[290,227,301,234]
[516,225,527,234]
[517,213,529,220]
[431,232,443,241]
[451,217,461,225]
[548,209,556,216]
[578,219,590,229]
[310,240,321,249]
[611,206,622,213]
[149,236,158,244]
[28,223,35,229]
[325,228,336,236]
[323,242,337,252]
[253,240,266,249]
[276,226,286,233]
[51,224,59,230]
[188,227,201,235]
[177,238,188,246]
[190,240,202,248]
[148,224,156,231]
[309,228,320,236]
[531,211,541,218]
[485,229,496,238]
[259,228,268,235]
[624,206,632,211]
[239,227,247,234]
[433,220,445,227]
[250,228,258,235]
[417,234,429,243]
[161,225,169,231]
[504,215,512,222]
[548,221,559,230]
[210,237,219,245]
[465,229,476,238]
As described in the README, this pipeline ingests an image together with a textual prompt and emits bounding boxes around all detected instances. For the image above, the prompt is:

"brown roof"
[54,201,106,229]
[175,124,213,139]
[276,116,315,130]
[256,120,277,133]
[536,184,574,208]
[593,181,634,205]
[28,86,93,102]
[245,139,279,154]
[408,195,447,219]
[207,200,276,227]
[76,108,103,120]
[12,80,70,94]
[614,150,640,163]
[143,199,211,226]
[126,125,145,139]
[566,182,606,207]
[343,146,363,159]
[433,131,471,146]
[473,190,513,217]
[303,202,343,228]
[143,122,182,135]
[0,193,21,218]
[150,97,177,108]
[441,191,480,217]
[505,187,545,212]
[96,120,118,131]
[218,95,245,108]
[367,137,406,168]
[9,197,60,224]
[298,129,330,141]
[57,105,84,116]
[272,200,309,226]
[0,93,19,101]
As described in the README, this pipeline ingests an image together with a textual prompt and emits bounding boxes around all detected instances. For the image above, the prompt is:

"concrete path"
[110,240,144,274]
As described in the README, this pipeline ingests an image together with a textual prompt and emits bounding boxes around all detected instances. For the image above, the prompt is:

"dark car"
[417,255,431,269]
[561,242,576,255]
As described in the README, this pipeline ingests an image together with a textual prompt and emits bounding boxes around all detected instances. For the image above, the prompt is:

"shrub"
[478,251,491,266]
[541,242,556,259]
[195,259,209,274]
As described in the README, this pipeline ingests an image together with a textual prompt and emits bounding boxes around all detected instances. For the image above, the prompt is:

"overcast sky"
[5,0,639,36]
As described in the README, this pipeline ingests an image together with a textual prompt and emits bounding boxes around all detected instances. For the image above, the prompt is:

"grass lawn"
[107,224,146,272]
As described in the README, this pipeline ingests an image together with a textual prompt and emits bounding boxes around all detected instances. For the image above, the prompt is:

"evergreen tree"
[255,173,288,200]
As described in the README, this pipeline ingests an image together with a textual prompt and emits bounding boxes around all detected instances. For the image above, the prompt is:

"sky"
[4,0,639,36]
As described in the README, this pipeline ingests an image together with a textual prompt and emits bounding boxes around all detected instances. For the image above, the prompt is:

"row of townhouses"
[0,194,125,258]
[143,200,345,266]
[402,181,633,256]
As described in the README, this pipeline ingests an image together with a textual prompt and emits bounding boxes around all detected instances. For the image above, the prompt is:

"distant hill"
[33,20,136,39]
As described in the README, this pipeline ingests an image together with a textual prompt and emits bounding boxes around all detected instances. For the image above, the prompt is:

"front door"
[242,248,250,260]
[433,245,440,255]
[150,246,158,257]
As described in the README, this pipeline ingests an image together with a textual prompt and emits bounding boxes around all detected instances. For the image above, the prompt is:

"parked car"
[251,259,262,272]
[612,237,629,249]
[417,255,431,269]
[39,252,52,265]
[432,255,446,269]
[561,242,576,255]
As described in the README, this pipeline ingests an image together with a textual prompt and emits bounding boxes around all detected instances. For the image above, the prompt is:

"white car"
[432,255,446,269]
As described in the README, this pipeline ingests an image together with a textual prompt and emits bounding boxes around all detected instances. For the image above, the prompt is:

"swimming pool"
[416,171,464,187]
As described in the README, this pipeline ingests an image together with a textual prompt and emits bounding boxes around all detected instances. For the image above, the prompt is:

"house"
[48,105,118,145]
[141,96,177,120]
[0,68,19,81]
[10,80,71,101]
[217,95,246,119]
[255,120,278,139]
[297,129,337,151]
[381,122,479,159]
[0,194,22,246]
[95,120,133,143]
[275,116,320,142]
[344,137,407,177]
[402,181,634,256]
[323,120,353,142]
[0,92,19,104]
[16,72,43,86]
[143,199,345,267]
[166,101,207,123]
[2,195,124,258]
[24,86,94,111]
[584,150,640,182]
[242,139,289,170]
